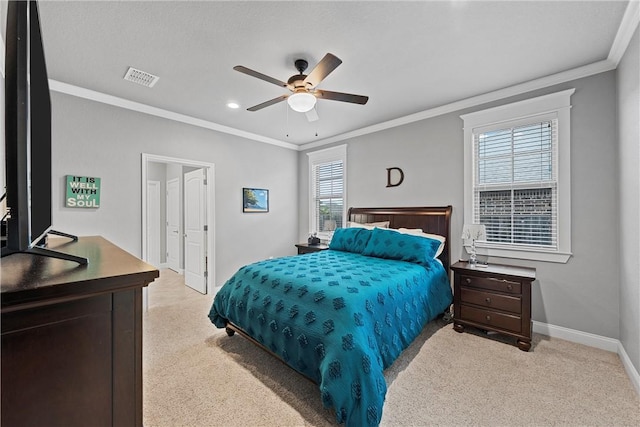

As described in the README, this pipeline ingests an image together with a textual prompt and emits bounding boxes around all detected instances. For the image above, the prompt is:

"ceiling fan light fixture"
[287,92,316,113]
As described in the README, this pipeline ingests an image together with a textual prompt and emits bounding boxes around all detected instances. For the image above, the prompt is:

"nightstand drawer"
[460,287,521,314]
[460,274,521,294]
[295,243,329,255]
[460,305,522,333]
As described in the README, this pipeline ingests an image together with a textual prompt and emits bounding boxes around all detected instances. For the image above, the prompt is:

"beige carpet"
[143,270,640,426]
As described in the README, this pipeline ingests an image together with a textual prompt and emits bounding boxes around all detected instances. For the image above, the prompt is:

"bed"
[208,206,453,426]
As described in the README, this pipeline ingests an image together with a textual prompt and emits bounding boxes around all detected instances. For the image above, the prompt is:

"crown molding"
[3,1,635,153]
[609,0,640,65]
[299,59,616,151]
[47,80,299,151]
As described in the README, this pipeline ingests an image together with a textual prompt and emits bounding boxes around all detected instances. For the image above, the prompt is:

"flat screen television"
[1,0,87,264]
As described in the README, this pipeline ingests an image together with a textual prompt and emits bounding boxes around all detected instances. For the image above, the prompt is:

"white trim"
[141,153,216,310]
[0,2,630,152]
[48,60,614,154]
[533,320,619,352]
[462,89,574,263]
[300,1,638,152]
[48,80,299,151]
[300,61,612,151]
[618,341,640,397]
[533,321,640,396]
[459,89,575,124]
[46,60,615,153]
[475,244,572,264]
[608,0,640,65]
[307,145,347,240]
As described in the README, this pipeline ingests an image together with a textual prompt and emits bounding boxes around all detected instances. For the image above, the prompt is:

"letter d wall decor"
[386,167,404,188]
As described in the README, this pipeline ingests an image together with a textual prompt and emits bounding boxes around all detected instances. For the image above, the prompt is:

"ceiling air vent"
[123,67,159,88]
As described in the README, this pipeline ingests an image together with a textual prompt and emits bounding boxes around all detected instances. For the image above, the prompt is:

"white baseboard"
[618,341,640,396]
[533,321,640,396]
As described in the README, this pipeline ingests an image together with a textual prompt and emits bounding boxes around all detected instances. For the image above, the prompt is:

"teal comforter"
[209,250,452,426]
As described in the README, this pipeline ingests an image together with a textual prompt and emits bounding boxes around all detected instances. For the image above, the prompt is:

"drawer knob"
[485,315,491,321]
[465,278,471,284]
[485,297,491,304]
[507,284,513,290]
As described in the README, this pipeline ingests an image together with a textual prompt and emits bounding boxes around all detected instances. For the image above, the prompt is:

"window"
[461,89,574,263]
[308,145,347,240]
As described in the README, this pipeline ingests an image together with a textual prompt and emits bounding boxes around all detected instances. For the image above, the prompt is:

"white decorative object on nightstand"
[462,224,486,267]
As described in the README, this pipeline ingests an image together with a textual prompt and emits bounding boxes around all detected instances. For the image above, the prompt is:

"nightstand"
[451,261,536,351]
[295,243,330,255]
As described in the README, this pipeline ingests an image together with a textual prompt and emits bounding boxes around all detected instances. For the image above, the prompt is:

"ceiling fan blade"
[304,53,342,88]
[305,108,319,122]
[233,65,289,88]
[315,89,369,105]
[247,95,288,111]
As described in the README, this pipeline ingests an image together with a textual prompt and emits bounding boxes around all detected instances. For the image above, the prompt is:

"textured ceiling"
[27,1,631,146]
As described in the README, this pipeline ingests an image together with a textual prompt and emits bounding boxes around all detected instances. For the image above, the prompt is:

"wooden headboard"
[348,206,453,269]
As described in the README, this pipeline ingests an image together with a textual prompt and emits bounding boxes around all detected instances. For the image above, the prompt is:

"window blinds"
[473,120,557,249]
[312,160,344,232]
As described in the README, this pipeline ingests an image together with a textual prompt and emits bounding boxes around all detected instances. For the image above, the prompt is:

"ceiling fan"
[233,53,369,121]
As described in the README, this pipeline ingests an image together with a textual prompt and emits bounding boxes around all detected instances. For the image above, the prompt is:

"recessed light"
[227,102,240,109]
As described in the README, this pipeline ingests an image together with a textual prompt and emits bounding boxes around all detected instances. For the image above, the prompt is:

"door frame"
[165,177,181,273]
[141,154,216,306]
[145,180,161,268]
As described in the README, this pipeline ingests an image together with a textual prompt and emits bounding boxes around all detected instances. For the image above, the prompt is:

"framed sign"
[243,188,269,213]
[66,175,101,208]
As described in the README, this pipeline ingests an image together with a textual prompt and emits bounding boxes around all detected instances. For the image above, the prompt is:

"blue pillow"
[329,228,372,254]
[362,227,440,266]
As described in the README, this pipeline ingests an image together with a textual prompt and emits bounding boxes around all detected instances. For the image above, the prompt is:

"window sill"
[466,244,572,263]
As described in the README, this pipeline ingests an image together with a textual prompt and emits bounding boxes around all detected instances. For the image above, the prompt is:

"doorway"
[141,154,215,309]
[146,180,161,268]
[166,177,180,272]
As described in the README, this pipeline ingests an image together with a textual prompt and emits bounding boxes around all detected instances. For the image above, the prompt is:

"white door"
[146,180,161,267]
[166,178,180,272]
[184,169,207,294]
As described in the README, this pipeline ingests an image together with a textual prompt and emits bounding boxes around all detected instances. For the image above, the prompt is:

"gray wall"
[51,92,299,286]
[299,70,622,340]
[617,27,639,372]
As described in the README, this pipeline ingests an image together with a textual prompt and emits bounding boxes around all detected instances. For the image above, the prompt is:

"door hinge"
[203,179,208,186]
[204,270,208,278]
[203,225,208,231]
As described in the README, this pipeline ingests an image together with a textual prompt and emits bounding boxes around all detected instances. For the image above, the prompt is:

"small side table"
[451,261,536,351]
[295,243,330,255]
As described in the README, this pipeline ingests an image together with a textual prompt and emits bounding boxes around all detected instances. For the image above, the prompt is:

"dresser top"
[1,236,159,310]
[451,261,536,280]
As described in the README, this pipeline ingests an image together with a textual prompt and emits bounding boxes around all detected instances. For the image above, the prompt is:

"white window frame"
[307,144,347,241]
[461,89,574,263]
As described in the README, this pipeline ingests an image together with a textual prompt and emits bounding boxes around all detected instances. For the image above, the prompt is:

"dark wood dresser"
[451,261,536,351]
[1,236,159,427]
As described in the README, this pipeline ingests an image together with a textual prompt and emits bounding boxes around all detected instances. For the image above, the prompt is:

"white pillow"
[393,228,446,258]
[347,221,390,230]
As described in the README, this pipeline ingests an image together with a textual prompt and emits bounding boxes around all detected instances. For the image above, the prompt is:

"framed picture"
[243,188,269,213]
